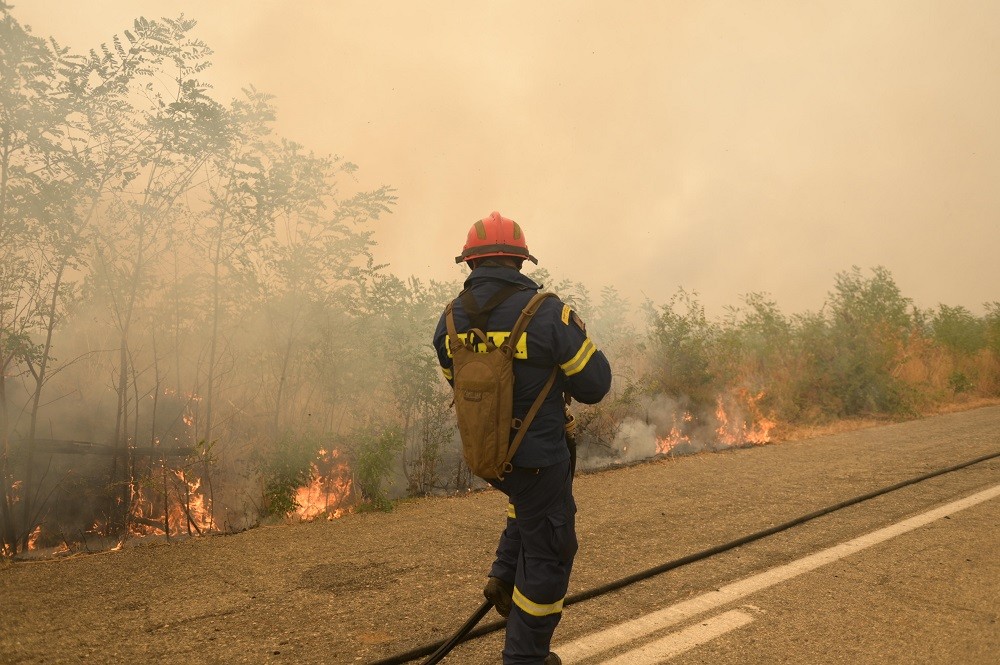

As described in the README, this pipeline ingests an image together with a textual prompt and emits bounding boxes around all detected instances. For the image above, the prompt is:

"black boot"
[544,653,562,665]
[483,576,513,617]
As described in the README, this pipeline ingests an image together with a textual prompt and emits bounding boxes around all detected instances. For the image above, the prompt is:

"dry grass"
[923,395,1000,415]
[773,395,1000,443]
[777,418,887,442]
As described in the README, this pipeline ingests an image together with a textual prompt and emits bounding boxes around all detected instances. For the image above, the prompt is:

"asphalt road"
[2,406,998,664]
[557,479,999,664]
[445,408,1000,664]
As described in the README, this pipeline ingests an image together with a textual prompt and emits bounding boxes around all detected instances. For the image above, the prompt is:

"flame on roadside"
[656,412,692,455]
[292,449,353,521]
[177,470,215,531]
[9,483,46,554]
[715,390,776,446]
[26,525,41,551]
[14,458,214,555]
[655,390,776,454]
[127,466,216,537]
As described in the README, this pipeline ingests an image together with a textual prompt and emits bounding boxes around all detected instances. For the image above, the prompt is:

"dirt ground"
[1,406,998,664]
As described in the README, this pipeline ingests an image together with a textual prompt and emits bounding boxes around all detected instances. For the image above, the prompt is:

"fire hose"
[366,448,1000,665]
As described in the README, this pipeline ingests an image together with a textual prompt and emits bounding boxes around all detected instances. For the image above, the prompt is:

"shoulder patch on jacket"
[571,311,587,333]
[560,304,571,325]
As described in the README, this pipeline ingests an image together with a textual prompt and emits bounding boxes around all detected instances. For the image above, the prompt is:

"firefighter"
[433,212,612,665]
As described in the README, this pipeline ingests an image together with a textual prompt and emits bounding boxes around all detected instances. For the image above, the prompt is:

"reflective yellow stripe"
[441,367,453,380]
[512,586,564,617]
[445,332,529,359]
[507,503,516,519]
[560,338,597,377]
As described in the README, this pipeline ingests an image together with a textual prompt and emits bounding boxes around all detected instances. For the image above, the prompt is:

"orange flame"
[26,525,41,551]
[654,391,776,454]
[292,449,353,521]
[128,467,215,537]
[715,390,776,446]
[174,469,215,532]
[656,412,692,454]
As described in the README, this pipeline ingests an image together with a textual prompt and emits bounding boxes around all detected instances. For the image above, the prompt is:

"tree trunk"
[19,263,65,551]
[109,339,130,533]
[0,371,17,554]
[151,327,169,541]
[272,304,303,435]
[1,132,18,553]
[203,230,224,444]
[0,130,10,235]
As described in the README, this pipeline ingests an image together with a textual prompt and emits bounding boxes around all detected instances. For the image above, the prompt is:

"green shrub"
[644,289,716,408]
[353,425,404,511]
[948,370,973,394]
[820,266,914,417]
[985,302,1000,356]
[932,305,986,355]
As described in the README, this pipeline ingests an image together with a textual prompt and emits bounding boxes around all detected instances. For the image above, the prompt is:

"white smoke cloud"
[613,418,658,463]
[610,394,701,462]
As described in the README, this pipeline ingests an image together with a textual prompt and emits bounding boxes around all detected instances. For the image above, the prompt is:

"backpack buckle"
[511,418,523,430]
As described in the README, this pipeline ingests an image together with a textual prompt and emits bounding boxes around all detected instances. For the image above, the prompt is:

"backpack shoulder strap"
[461,283,527,332]
[499,291,560,476]
[501,365,558,476]
[447,300,500,355]
[444,301,463,356]
[505,291,557,353]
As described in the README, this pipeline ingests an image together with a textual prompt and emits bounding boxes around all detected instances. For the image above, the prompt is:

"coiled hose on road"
[368,449,1000,665]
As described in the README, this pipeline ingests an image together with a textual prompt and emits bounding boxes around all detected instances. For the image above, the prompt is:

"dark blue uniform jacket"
[433,266,612,468]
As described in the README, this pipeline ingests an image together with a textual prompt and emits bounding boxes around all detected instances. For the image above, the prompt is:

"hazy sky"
[17,1,1000,316]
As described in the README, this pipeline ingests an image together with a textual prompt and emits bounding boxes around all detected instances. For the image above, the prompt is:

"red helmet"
[455,211,538,265]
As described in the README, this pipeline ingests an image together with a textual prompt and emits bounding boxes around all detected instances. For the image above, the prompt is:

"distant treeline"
[1,9,997,557]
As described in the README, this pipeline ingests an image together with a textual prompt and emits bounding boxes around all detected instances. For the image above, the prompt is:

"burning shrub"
[291,449,352,520]
[255,432,325,517]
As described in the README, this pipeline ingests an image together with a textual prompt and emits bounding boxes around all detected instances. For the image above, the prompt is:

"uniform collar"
[464,265,542,290]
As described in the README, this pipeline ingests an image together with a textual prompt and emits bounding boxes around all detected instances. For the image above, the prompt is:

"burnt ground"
[1,406,999,664]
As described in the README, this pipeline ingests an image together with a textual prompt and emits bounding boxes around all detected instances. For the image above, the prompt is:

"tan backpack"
[444,291,558,481]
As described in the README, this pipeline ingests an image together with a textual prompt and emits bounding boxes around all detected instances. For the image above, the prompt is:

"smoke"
[6,1,996,557]
[613,419,658,463]
[610,394,699,463]
[604,390,773,467]
[16,1,1000,317]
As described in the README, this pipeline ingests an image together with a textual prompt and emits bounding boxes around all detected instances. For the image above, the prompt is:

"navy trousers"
[489,459,577,665]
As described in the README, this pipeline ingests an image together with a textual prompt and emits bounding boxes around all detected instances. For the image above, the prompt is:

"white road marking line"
[558,482,1000,663]
[598,610,754,665]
